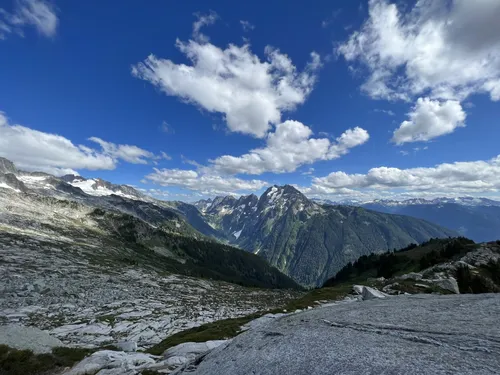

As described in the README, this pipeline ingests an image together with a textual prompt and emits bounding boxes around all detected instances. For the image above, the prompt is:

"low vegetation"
[146,313,264,355]
[147,284,352,356]
[456,261,500,294]
[0,345,114,375]
[324,237,476,287]
[93,211,302,290]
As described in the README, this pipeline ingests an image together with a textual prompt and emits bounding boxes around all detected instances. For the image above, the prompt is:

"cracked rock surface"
[176,294,500,375]
[0,232,300,350]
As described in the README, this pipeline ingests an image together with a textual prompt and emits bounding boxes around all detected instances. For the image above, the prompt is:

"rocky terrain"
[0,157,302,354]
[0,226,301,348]
[29,281,500,374]
[176,294,500,375]
[324,238,500,296]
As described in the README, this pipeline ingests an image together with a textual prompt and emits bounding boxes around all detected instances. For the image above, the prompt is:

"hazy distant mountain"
[196,185,457,286]
[361,198,500,242]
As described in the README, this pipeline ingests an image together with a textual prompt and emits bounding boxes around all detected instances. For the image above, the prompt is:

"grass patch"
[51,346,95,363]
[146,313,264,355]
[0,345,121,375]
[282,285,352,311]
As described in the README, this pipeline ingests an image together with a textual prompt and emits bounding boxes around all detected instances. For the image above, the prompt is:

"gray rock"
[430,277,460,294]
[0,325,64,354]
[398,272,423,281]
[352,285,364,295]
[241,313,287,331]
[415,283,431,289]
[159,340,229,369]
[361,286,387,300]
[115,341,137,352]
[382,282,400,294]
[176,294,500,375]
[63,350,158,375]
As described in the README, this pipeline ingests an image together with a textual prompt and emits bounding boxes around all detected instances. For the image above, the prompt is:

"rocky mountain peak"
[235,194,258,207]
[258,185,311,213]
[0,157,18,175]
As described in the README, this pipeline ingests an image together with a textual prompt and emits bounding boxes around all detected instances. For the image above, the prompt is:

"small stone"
[352,285,364,295]
[115,341,137,352]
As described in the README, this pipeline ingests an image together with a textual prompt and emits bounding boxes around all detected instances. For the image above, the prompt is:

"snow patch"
[218,207,234,216]
[18,175,47,183]
[69,179,136,199]
[233,229,243,239]
[0,183,21,193]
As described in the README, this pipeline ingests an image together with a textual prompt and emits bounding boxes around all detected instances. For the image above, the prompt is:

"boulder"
[0,325,64,354]
[382,283,399,293]
[160,340,229,368]
[352,285,364,295]
[115,341,137,352]
[361,286,387,300]
[430,277,460,294]
[63,350,158,375]
[398,272,423,281]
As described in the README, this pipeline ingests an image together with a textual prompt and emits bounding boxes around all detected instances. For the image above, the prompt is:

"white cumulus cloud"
[310,155,500,195]
[88,137,155,165]
[338,0,500,102]
[0,111,160,175]
[210,121,369,175]
[132,17,321,138]
[144,168,268,195]
[392,98,466,144]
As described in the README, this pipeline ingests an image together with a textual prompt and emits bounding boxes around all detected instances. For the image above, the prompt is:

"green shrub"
[0,345,118,375]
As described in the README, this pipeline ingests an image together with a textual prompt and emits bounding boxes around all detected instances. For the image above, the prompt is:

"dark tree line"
[324,237,475,287]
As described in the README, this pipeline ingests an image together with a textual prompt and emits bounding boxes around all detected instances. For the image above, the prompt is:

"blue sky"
[1,0,499,201]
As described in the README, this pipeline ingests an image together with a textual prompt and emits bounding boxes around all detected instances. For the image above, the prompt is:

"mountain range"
[0,157,298,290]
[0,157,458,286]
[195,185,457,285]
[358,199,500,243]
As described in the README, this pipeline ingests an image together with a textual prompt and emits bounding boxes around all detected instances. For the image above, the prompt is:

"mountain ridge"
[0,157,460,286]
[195,185,458,286]
[0,158,300,290]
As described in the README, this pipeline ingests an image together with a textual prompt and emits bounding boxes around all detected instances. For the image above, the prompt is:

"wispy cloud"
[240,20,254,32]
[0,0,58,40]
